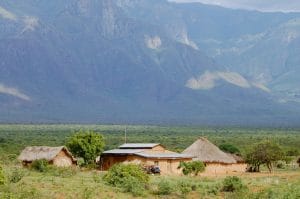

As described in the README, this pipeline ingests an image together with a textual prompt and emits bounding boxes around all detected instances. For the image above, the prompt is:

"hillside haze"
[0,0,299,125]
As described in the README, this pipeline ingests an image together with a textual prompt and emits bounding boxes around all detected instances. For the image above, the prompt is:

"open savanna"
[1,125,300,198]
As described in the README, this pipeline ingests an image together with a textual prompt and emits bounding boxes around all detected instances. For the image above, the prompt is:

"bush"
[178,180,192,196]
[31,159,49,172]
[0,165,5,185]
[67,131,105,165]
[122,176,145,196]
[207,184,221,195]
[157,179,173,195]
[103,164,149,196]
[219,144,241,155]
[276,161,286,169]
[286,149,299,156]
[222,176,246,192]
[9,168,24,183]
[178,161,205,176]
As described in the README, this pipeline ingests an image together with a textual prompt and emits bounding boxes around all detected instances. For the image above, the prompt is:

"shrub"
[122,176,145,196]
[219,144,241,155]
[222,176,246,192]
[67,131,105,165]
[157,179,173,195]
[207,184,221,195]
[178,161,205,176]
[77,158,85,167]
[0,165,5,185]
[31,159,49,172]
[276,161,286,169]
[9,168,24,183]
[178,180,192,196]
[103,164,149,196]
[286,149,299,156]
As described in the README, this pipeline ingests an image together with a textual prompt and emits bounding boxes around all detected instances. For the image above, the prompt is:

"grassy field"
[1,125,300,198]
[1,166,300,199]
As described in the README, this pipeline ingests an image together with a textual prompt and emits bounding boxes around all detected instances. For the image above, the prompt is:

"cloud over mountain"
[170,0,300,12]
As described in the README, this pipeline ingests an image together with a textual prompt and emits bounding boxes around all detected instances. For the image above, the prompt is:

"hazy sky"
[170,0,300,12]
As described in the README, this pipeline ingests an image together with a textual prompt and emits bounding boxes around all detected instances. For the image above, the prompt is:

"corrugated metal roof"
[102,149,192,159]
[136,152,193,159]
[102,149,145,154]
[119,143,160,149]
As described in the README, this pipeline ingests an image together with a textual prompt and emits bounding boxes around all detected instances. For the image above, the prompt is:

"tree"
[67,130,105,165]
[246,141,284,173]
[178,161,205,176]
[219,144,241,155]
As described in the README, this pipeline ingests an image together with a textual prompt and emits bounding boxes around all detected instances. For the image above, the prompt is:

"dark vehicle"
[144,165,161,175]
[150,165,161,174]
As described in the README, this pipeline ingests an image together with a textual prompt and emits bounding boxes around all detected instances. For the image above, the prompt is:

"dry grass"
[1,165,300,199]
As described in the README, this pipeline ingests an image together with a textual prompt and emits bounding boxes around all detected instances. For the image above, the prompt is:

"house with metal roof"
[100,143,192,175]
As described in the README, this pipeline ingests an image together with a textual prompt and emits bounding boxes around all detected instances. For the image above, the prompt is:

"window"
[154,161,159,166]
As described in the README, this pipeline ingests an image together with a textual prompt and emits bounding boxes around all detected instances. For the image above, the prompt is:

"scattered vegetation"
[246,141,284,172]
[178,161,205,176]
[222,176,246,192]
[30,159,49,172]
[103,164,149,196]
[219,144,240,155]
[178,180,193,196]
[0,165,5,185]
[0,125,300,198]
[157,179,173,195]
[9,168,24,183]
[67,130,105,165]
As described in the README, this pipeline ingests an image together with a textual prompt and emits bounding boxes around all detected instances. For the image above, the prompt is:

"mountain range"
[0,0,299,126]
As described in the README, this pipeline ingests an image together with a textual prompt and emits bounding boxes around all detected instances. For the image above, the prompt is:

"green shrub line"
[103,164,149,196]
[30,159,49,172]
[178,161,205,176]
[222,176,246,192]
[157,179,173,195]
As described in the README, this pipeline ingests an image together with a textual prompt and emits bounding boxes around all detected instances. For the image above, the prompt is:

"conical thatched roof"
[226,153,245,163]
[18,146,76,162]
[182,138,237,164]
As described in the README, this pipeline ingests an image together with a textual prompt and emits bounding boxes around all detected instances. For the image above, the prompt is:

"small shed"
[182,138,247,174]
[18,146,77,167]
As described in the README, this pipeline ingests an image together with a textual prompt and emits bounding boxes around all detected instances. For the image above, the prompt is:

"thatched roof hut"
[226,153,245,163]
[182,138,247,174]
[18,146,77,167]
[182,138,236,164]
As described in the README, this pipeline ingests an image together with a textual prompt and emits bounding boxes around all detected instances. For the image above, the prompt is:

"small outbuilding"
[100,143,192,175]
[182,138,247,174]
[18,146,77,167]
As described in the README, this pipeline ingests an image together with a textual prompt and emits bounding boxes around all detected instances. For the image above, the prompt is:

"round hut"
[182,138,247,174]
